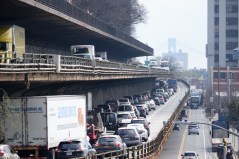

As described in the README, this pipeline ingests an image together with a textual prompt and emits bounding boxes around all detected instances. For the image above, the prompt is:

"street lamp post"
[218,65,221,110]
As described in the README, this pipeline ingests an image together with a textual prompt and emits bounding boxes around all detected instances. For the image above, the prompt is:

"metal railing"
[0,53,170,76]
[32,0,153,54]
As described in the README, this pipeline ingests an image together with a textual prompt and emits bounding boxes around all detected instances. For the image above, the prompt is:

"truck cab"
[0,25,25,63]
[71,45,95,60]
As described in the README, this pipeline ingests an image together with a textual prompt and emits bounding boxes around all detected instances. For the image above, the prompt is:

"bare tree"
[72,0,147,35]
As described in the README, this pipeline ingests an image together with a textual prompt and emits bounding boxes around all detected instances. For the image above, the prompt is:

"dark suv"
[55,139,96,159]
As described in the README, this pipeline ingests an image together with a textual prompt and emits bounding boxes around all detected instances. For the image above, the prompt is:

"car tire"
[188,133,190,135]
[198,133,199,135]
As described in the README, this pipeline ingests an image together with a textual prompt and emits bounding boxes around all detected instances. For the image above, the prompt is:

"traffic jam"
[0,79,177,159]
[84,79,178,158]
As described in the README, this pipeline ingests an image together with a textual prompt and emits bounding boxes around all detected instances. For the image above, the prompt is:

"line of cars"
[88,91,165,157]
[90,86,179,157]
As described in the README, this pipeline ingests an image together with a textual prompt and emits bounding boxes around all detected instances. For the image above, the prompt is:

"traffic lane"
[159,108,216,159]
[159,124,187,159]
[147,83,188,139]
[182,108,217,159]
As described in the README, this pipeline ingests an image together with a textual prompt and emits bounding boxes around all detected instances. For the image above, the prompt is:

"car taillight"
[95,142,99,147]
[0,150,4,156]
[115,142,121,147]
[55,147,60,152]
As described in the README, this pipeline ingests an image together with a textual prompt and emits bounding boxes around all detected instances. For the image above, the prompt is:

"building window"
[215,29,219,38]
[214,42,219,50]
[215,17,219,25]
[215,5,219,13]
[226,42,238,50]
[226,5,238,13]
[226,54,235,62]
[214,54,219,62]
[226,17,238,25]
[226,30,238,37]
[220,72,226,79]
[214,72,219,79]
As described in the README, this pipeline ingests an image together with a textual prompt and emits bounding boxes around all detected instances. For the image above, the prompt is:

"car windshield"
[136,106,144,110]
[181,110,186,114]
[117,114,130,118]
[59,141,80,150]
[189,125,198,129]
[119,99,128,102]
[131,120,145,124]
[99,137,117,143]
[128,124,144,130]
[184,152,196,156]
[118,105,132,111]
[100,113,116,123]
[118,129,136,136]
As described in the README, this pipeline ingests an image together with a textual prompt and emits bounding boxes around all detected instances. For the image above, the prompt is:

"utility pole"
[218,65,221,110]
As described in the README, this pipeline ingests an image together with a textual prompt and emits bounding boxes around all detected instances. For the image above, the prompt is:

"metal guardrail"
[0,53,170,76]
[33,0,153,54]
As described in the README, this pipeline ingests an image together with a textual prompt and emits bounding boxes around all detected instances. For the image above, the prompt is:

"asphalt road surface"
[159,106,219,159]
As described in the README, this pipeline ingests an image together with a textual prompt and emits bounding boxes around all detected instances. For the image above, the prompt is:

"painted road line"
[201,109,207,159]
[177,109,191,159]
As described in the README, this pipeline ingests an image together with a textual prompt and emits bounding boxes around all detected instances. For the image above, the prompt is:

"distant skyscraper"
[162,38,188,70]
[168,38,176,53]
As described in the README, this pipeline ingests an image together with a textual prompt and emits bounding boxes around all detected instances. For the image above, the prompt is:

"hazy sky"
[135,0,207,69]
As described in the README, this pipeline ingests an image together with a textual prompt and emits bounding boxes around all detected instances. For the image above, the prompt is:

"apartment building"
[207,0,239,94]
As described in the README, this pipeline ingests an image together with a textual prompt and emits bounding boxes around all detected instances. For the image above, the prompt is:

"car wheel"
[198,133,199,135]
[144,137,148,142]
[188,133,190,135]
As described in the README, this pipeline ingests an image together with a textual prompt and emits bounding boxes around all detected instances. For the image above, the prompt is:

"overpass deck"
[1,0,153,61]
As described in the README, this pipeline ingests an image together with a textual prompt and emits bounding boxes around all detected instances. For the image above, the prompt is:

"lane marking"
[201,109,207,159]
[177,109,191,159]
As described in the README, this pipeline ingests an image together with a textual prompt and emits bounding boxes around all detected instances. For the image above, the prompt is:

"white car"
[117,105,137,119]
[117,112,133,127]
[188,124,199,135]
[127,123,148,141]
[119,98,131,105]
[148,99,156,110]
[181,151,199,159]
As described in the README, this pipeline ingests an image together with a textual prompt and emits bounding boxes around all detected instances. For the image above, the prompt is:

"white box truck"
[5,95,87,158]
[70,45,95,60]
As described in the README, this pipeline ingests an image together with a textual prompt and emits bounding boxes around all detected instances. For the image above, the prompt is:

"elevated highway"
[0,0,169,106]
[0,0,153,62]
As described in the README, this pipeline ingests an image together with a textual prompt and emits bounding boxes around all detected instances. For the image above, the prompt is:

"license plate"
[108,123,112,125]
[66,152,72,155]
[124,138,130,140]
[104,145,110,148]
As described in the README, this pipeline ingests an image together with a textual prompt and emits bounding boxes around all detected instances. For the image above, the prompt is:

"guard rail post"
[132,146,135,159]
[53,55,61,73]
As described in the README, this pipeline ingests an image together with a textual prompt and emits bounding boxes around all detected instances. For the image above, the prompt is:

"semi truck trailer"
[5,95,87,159]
